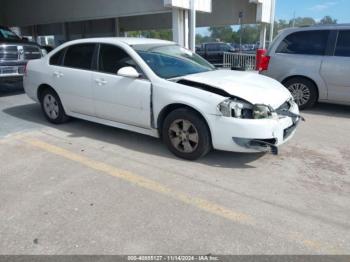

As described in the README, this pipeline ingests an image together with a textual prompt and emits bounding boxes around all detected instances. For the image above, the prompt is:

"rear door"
[320,30,350,102]
[50,43,96,116]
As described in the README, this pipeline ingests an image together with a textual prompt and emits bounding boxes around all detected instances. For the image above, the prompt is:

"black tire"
[40,88,69,124]
[284,77,318,110]
[162,108,211,160]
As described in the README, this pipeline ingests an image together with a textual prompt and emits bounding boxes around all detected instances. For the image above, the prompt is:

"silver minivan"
[262,25,350,109]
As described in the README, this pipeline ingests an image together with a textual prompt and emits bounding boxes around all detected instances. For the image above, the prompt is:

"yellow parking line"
[24,138,254,225]
[22,137,343,253]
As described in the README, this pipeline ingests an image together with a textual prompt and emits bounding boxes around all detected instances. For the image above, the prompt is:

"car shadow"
[303,103,350,119]
[3,103,264,169]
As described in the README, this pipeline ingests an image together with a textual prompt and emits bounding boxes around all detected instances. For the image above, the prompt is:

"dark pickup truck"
[196,42,234,67]
[0,26,43,84]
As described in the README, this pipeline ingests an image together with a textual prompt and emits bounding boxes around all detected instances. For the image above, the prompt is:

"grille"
[0,45,19,61]
[23,45,41,60]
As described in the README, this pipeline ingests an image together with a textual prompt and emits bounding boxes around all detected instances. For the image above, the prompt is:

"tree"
[196,34,213,44]
[319,16,337,25]
[290,17,316,27]
[208,26,234,42]
[127,15,338,47]
[237,25,260,44]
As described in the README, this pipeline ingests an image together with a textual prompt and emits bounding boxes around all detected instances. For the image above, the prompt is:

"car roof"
[62,37,175,46]
[280,24,350,34]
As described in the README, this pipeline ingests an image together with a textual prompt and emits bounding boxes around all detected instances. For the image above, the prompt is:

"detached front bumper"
[207,104,300,153]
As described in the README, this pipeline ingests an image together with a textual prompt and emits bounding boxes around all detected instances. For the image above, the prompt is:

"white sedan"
[24,38,301,160]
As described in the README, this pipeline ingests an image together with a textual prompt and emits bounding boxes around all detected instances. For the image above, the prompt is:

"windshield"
[133,44,215,79]
[0,27,21,40]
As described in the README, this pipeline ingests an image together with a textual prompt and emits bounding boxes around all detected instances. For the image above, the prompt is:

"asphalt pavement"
[0,84,349,255]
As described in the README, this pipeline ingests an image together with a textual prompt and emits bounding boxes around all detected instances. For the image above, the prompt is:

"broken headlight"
[218,99,252,119]
[252,104,277,119]
[218,99,277,120]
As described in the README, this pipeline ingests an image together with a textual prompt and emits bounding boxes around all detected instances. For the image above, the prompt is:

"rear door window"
[276,30,329,56]
[64,44,96,70]
[335,30,350,57]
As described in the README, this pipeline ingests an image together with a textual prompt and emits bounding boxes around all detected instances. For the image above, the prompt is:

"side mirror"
[117,66,140,78]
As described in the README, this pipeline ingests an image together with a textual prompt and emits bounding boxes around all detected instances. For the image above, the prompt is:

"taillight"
[259,55,270,72]
[255,49,270,72]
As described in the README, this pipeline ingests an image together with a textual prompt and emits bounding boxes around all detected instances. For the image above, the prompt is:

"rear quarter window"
[276,30,330,56]
[49,49,65,66]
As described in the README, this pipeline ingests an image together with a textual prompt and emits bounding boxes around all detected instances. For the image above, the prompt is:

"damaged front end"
[222,98,304,155]
[176,78,303,155]
[233,137,279,155]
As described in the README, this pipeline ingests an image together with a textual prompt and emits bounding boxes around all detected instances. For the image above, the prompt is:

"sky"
[276,0,349,23]
[196,0,349,35]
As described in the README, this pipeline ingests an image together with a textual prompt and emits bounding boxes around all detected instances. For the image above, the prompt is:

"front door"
[92,44,151,129]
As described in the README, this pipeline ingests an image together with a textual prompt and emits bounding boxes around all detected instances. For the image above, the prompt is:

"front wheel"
[162,108,211,160]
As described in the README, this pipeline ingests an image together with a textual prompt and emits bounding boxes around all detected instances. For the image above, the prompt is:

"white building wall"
[197,0,257,27]
[164,0,212,12]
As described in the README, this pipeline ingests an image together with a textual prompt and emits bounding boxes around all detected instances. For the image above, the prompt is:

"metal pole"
[239,11,243,53]
[269,0,276,44]
[114,18,120,37]
[190,0,196,51]
[260,23,267,49]
[292,11,296,27]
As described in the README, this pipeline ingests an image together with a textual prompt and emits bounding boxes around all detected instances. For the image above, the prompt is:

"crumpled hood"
[181,70,292,109]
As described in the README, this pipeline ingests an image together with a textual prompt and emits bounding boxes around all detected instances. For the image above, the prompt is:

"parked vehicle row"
[196,42,259,66]
[262,24,350,109]
[0,25,45,85]
[24,38,301,160]
[196,42,235,66]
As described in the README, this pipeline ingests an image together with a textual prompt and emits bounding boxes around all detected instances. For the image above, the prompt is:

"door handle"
[53,71,63,78]
[95,78,107,86]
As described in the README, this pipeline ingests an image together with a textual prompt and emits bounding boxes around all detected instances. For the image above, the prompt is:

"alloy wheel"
[168,119,199,153]
[288,83,311,107]
[43,94,59,120]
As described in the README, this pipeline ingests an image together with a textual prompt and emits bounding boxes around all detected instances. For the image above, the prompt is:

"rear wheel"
[162,108,211,160]
[284,77,318,110]
[40,89,69,124]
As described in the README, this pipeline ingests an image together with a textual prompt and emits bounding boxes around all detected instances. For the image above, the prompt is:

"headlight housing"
[218,99,277,120]
[252,104,275,119]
